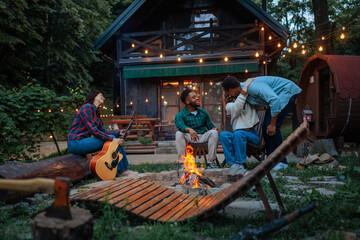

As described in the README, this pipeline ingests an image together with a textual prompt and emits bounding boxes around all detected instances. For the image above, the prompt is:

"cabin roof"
[93,0,289,51]
[299,54,360,99]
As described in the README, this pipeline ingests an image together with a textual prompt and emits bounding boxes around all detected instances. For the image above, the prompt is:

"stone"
[311,139,339,157]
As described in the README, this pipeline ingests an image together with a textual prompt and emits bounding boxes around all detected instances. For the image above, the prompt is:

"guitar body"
[89,141,123,181]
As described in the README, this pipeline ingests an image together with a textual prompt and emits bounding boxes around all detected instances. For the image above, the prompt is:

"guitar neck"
[115,121,134,153]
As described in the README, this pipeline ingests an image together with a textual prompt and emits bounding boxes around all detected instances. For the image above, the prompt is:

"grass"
[0,155,359,240]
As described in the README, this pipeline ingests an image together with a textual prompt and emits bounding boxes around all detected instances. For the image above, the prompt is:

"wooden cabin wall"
[124,78,159,117]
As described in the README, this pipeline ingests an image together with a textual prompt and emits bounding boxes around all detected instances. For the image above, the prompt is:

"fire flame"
[178,145,211,188]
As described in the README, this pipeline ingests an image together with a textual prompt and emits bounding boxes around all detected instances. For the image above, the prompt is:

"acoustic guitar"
[89,111,136,181]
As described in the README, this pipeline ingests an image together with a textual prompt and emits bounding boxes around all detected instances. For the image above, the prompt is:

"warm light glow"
[245,69,248,73]
[161,95,164,99]
[160,54,163,58]
[210,81,213,86]
[130,101,133,105]
[282,54,286,58]
[199,58,203,63]
[192,86,196,90]
[205,92,208,95]
[76,109,79,112]
[218,107,221,110]
[145,49,148,54]
[177,91,179,95]
[60,109,64,112]
[293,43,298,48]
[164,101,168,106]
[49,135,53,139]
[302,49,306,54]
[37,109,40,113]
[342,26,346,31]
[131,43,135,48]
[263,61,266,65]
[288,48,292,53]
[145,99,149,103]
[261,27,264,31]
[277,43,281,47]
[116,104,119,108]
[255,52,259,57]
[319,46,323,51]
[321,36,325,40]
[177,57,181,62]
[340,33,345,39]
[302,45,305,49]
[268,36,272,40]
[224,57,228,62]
[48,109,51,113]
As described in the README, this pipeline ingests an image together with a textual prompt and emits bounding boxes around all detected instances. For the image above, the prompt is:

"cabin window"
[202,81,222,129]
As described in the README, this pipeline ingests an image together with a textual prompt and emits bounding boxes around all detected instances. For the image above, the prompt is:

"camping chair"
[71,121,309,222]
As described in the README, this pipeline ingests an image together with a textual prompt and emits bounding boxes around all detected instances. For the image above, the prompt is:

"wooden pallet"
[71,122,309,222]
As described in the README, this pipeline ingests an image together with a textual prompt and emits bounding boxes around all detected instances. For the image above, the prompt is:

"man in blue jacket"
[222,76,302,170]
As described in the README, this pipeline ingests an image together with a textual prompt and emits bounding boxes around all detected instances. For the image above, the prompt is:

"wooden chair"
[71,121,309,222]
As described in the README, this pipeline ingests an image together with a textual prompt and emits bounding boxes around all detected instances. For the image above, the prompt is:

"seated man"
[220,78,260,169]
[175,89,219,168]
[222,76,302,170]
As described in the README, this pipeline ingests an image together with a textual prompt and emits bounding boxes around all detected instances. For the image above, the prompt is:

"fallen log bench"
[0,154,91,203]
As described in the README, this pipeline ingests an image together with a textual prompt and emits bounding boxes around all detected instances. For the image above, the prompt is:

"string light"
[261,27,264,31]
[302,49,306,54]
[342,26,346,31]
[177,57,181,62]
[161,96,164,99]
[321,36,325,40]
[145,99,149,103]
[224,57,228,62]
[210,81,213,86]
[245,69,248,73]
[177,91,179,95]
[301,45,305,49]
[268,36,272,40]
[160,54,163,58]
[277,43,281,47]
[130,101,133,105]
[293,43,298,48]
[263,61,266,64]
[340,33,345,39]
[255,52,259,57]
[205,92,208,95]
[131,43,135,48]
[319,46,323,51]
[116,104,119,108]
[37,109,40,113]
[145,49,148,54]
[282,54,286,58]
[288,48,292,53]
[60,109,64,112]
[199,58,203,63]
[76,109,79,112]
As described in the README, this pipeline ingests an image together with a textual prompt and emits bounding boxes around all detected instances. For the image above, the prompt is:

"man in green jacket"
[175,88,219,168]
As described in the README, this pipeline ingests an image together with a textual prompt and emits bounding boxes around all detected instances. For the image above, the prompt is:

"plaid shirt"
[175,107,215,134]
[68,103,120,142]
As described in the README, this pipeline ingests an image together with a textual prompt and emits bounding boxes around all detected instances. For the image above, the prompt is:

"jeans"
[263,94,298,164]
[68,135,130,173]
[220,129,259,165]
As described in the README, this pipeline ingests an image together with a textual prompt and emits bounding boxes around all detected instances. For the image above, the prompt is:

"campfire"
[178,145,215,189]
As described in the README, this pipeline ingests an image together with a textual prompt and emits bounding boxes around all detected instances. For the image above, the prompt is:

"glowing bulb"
[161,96,164,99]
[164,101,168,106]
[268,36,272,40]
[49,135,53,139]
[302,45,305,49]
[145,99,149,103]
[192,86,196,90]
[288,48,292,53]
[218,107,221,110]
[282,54,286,58]
[342,26,346,31]
[60,109,64,112]
[177,91,179,95]
[340,33,345,39]
[76,109,79,112]
[116,104,119,108]
[205,92,208,95]
[261,27,264,31]
[302,50,306,54]
[48,109,51,113]
[178,57,181,62]
[210,82,213,86]
[255,52,259,57]
[145,49,148,54]
[199,58,203,63]
[224,57,228,62]
[321,36,325,40]
[130,101,133,105]
[293,43,298,48]
[131,43,135,48]
[245,69,248,73]
[37,109,40,113]
[319,46,323,51]
[263,61,266,65]
[160,54,163,58]
[277,43,281,47]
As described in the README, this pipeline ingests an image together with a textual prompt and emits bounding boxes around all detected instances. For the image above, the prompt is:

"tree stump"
[32,207,93,240]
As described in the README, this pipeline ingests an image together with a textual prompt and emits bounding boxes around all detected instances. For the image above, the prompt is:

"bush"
[0,82,84,163]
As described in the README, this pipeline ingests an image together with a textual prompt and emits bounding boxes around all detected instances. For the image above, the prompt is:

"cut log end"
[32,207,93,240]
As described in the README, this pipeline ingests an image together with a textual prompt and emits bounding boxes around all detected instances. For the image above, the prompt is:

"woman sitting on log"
[67,92,133,175]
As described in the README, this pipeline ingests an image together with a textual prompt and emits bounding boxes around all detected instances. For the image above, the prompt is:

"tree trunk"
[312,0,334,54]
[0,154,91,202]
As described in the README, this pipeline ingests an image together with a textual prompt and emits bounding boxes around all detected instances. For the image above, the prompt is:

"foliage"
[130,162,176,173]
[0,82,84,163]
[138,137,154,145]
[0,0,122,93]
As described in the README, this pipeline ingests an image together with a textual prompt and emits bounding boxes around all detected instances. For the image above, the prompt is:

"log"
[0,154,90,202]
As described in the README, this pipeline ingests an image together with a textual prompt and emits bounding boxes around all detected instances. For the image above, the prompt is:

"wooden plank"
[124,186,169,212]
[97,179,149,202]
[116,183,163,209]
[87,179,142,201]
[130,188,177,215]
[72,179,129,200]
[141,191,184,219]
[156,195,196,222]
[107,181,155,205]
[168,195,205,222]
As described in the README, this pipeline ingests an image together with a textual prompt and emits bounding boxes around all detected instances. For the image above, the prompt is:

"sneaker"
[230,163,245,169]
[206,162,217,169]
[272,162,288,171]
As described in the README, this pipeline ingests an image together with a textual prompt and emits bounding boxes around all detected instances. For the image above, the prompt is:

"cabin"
[296,54,360,143]
[94,0,289,139]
